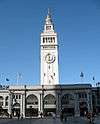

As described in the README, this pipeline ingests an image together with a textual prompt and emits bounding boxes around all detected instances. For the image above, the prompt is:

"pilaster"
[75,93,80,117]
[38,93,43,117]
[8,92,12,116]
[56,93,61,117]
[20,94,25,118]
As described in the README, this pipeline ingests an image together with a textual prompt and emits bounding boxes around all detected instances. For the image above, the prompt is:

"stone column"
[87,92,90,112]
[90,92,93,112]
[22,94,25,118]
[3,97,6,107]
[20,94,23,117]
[56,93,61,117]
[20,94,25,118]
[38,93,43,117]
[8,92,12,116]
[87,92,92,112]
[75,93,80,117]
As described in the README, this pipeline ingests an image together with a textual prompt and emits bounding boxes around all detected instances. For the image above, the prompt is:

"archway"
[43,94,56,116]
[79,102,88,116]
[12,103,20,117]
[61,94,75,116]
[26,94,38,117]
[3,96,9,117]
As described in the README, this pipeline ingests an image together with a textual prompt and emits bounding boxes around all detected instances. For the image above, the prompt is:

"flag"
[80,72,84,78]
[6,78,9,81]
[93,76,95,81]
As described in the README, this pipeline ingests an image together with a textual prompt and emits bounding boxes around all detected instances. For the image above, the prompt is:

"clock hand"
[51,75,53,79]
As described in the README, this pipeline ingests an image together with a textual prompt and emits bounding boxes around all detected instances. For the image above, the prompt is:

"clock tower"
[40,10,59,85]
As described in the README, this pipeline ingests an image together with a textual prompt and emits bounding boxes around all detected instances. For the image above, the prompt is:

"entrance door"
[12,103,20,117]
[25,108,38,117]
[79,102,88,116]
[62,108,75,116]
[44,108,56,117]
[12,108,20,117]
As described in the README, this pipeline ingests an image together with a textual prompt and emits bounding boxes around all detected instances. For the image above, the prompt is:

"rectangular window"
[53,37,55,43]
[16,95,18,99]
[85,94,87,98]
[5,102,8,106]
[43,38,45,43]
[19,95,21,99]
[0,102,3,106]
[79,94,81,98]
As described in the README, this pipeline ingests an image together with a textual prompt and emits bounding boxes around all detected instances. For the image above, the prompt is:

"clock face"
[45,53,56,64]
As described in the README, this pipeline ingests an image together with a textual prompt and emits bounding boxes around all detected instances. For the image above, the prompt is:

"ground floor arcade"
[0,84,92,118]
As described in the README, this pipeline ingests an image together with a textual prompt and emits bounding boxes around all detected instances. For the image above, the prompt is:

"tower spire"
[45,8,52,25]
[48,8,51,17]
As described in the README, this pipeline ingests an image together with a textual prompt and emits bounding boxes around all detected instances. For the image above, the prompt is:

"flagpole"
[93,76,95,86]
[16,73,19,85]
[81,76,83,83]
[16,72,22,85]
[80,72,84,83]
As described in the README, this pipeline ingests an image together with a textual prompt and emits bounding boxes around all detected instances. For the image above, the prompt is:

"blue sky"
[0,0,100,86]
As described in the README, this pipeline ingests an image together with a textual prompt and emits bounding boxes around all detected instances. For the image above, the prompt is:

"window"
[48,65,50,69]
[46,26,51,30]
[16,95,18,99]
[44,94,56,105]
[19,95,21,99]
[78,93,87,99]
[79,94,81,98]
[51,37,52,43]
[5,102,8,106]
[5,96,8,106]
[43,38,45,43]
[46,38,47,43]
[44,73,46,76]
[0,101,3,106]
[53,37,55,43]
[26,94,38,105]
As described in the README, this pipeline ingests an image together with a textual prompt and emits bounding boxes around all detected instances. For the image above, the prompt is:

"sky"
[0,0,100,86]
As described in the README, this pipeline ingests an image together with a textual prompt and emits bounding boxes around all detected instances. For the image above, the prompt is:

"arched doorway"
[43,94,56,117]
[61,94,75,116]
[79,102,88,116]
[26,94,38,117]
[3,96,9,116]
[12,103,20,117]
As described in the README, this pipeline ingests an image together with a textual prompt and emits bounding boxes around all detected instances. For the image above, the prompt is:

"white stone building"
[0,10,93,118]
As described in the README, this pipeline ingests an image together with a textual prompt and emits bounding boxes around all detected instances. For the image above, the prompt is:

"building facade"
[0,84,92,118]
[0,11,94,118]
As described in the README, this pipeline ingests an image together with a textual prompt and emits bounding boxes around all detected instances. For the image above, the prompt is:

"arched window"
[13,103,20,108]
[44,94,56,105]
[61,94,74,105]
[26,94,38,105]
